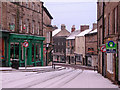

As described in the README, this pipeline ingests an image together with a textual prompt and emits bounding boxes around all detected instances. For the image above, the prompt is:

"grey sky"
[44,2,97,32]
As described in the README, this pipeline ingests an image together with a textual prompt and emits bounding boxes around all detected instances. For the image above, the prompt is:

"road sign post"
[23,41,29,70]
[100,44,106,53]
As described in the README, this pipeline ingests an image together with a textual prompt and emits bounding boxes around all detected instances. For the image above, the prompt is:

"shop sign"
[106,40,117,53]
[23,41,29,47]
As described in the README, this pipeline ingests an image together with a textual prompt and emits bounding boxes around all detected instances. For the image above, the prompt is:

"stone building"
[75,25,91,65]
[97,1,120,83]
[0,1,53,67]
[43,6,53,66]
[85,23,97,66]
[66,25,81,64]
[52,24,70,62]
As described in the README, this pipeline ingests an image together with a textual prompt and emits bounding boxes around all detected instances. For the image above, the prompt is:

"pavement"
[0,66,66,73]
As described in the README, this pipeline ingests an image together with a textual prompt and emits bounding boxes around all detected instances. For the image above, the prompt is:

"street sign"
[100,44,106,52]
[23,41,29,47]
[106,40,117,53]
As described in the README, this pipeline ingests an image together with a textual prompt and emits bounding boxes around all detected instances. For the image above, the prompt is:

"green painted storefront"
[8,33,45,67]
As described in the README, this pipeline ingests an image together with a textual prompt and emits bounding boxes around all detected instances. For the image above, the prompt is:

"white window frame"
[32,2,35,10]
[19,18,22,32]
[32,21,34,34]
[115,7,117,34]
[38,5,40,12]
[37,23,40,35]
[26,19,29,33]
[47,32,50,43]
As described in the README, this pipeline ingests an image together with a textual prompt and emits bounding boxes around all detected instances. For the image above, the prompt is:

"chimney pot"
[61,24,66,30]
[80,25,89,32]
[71,25,75,32]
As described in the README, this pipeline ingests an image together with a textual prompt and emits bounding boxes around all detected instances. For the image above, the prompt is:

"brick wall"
[85,33,97,55]
[1,2,43,36]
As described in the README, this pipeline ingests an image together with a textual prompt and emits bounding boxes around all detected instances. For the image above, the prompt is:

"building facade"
[75,25,91,65]
[43,6,53,66]
[52,24,70,62]
[85,24,97,66]
[0,1,53,67]
[97,1,120,83]
[66,25,81,64]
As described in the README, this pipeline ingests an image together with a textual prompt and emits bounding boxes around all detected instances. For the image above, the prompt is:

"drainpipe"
[42,2,44,36]
[0,2,2,30]
[102,2,105,77]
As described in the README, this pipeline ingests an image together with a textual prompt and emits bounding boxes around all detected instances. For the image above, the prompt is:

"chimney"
[53,25,58,30]
[80,25,89,32]
[71,25,75,32]
[61,24,66,30]
[92,23,97,30]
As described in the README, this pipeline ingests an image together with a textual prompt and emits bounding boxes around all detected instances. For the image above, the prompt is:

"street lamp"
[46,43,49,66]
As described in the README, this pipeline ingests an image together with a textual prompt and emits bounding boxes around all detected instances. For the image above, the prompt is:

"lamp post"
[46,43,49,66]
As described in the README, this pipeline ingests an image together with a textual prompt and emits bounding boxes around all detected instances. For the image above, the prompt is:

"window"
[68,48,70,54]
[108,13,110,35]
[26,0,28,8]
[38,5,40,12]
[19,18,22,32]
[107,53,113,73]
[26,19,29,33]
[32,21,35,34]
[32,2,35,10]
[10,15,15,31]
[115,7,118,34]
[68,41,69,46]
[47,32,50,43]
[104,18,107,37]
[37,23,40,35]
[58,42,60,45]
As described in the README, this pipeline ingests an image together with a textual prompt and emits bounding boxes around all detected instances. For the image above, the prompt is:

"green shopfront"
[7,33,45,67]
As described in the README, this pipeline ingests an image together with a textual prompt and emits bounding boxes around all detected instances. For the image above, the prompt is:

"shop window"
[107,53,113,73]
[10,43,19,59]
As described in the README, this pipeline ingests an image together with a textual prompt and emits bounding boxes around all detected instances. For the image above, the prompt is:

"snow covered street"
[1,66,118,88]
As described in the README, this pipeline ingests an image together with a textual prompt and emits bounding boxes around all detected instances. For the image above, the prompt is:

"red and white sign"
[100,45,106,52]
[23,41,29,47]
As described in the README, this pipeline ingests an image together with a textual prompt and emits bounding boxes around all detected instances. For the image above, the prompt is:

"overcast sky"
[44,2,97,32]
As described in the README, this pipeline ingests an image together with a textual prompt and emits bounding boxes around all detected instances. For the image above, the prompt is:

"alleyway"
[1,66,118,88]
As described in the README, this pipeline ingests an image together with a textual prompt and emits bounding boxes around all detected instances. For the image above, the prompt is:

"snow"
[1,66,118,88]
[89,29,97,34]
[66,30,80,40]
[52,29,61,37]
[76,29,92,37]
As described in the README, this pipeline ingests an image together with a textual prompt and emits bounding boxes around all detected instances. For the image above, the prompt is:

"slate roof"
[66,30,81,40]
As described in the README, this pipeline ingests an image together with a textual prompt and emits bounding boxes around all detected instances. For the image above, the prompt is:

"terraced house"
[0,1,53,67]
[97,1,120,84]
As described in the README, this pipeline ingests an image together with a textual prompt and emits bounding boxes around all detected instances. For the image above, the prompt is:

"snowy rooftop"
[52,29,61,37]
[66,30,81,40]
[89,29,97,34]
[76,29,92,37]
